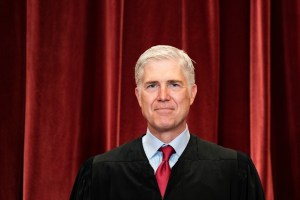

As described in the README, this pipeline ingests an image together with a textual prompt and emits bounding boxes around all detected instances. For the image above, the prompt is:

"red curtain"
[0,0,299,199]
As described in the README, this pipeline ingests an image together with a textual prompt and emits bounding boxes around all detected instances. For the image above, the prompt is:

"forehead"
[142,59,186,82]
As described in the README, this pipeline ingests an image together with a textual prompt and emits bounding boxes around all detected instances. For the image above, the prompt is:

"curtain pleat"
[250,0,273,199]
[0,0,26,199]
[271,1,300,199]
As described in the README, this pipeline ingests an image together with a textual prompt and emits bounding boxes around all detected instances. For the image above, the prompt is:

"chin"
[152,122,176,132]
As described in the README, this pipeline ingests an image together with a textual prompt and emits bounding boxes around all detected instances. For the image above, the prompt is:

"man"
[70,45,265,200]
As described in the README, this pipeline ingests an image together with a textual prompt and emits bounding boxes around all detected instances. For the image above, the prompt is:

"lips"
[154,107,175,115]
[154,107,174,110]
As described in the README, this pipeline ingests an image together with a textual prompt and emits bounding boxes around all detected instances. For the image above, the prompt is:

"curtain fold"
[218,0,251,153]
[0,0,299,199]
[271,1,300,199]
[24,1,89,198]
[0,0,26,199]
[249,0,273,199]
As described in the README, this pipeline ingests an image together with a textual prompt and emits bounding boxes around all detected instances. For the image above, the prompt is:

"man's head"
[135,45,197,138]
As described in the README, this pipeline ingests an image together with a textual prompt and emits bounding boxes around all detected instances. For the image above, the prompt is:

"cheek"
[141,94,156,109]
[174,94,192,108]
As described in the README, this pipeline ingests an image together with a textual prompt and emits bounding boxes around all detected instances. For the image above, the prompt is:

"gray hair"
[135,45,195,87]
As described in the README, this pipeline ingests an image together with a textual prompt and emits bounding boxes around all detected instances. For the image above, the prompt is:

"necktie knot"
[160,145,175,161]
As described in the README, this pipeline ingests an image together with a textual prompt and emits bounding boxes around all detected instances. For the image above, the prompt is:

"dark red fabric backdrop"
[0,0,299,199]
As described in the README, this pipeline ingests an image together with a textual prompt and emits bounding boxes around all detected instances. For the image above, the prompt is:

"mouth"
[154,107,174,114]
[154,107,174,110]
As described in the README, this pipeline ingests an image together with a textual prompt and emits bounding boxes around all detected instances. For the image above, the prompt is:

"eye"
[168,81,182,88]
[170,83,180,87]
[147,84,155,88]
[145,82,158,90]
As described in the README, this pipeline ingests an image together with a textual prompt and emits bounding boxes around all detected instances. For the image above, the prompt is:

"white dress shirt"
[142,126,190,173]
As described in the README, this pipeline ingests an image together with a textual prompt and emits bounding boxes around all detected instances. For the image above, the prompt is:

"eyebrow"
[144,81,159,85]
[168,80,184,84]
[143,80,184,85]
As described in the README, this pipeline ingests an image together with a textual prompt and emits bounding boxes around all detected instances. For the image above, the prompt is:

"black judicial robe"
[70,135,265,200]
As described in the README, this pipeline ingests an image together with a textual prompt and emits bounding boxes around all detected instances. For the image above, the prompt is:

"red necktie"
[155,145,175,197]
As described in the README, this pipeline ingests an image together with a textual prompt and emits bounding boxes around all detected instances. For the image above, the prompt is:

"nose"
[157,86,170,101]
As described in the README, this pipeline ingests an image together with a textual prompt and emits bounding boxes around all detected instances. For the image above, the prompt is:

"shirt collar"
[142,125,190,160]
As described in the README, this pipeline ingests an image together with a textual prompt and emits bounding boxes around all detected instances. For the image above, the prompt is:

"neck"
[148,123,186,143]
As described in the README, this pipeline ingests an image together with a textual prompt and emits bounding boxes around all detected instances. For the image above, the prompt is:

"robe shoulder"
[69,157,93,200]
[93,137,145,163]
[192,135,237,160]
[69,137,144,199]
[189,135,265,199]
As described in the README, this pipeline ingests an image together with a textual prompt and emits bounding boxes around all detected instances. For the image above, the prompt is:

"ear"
[135,87,142,107]
[189,84,197,105]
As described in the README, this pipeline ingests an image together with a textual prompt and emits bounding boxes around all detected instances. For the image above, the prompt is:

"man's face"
[135,59,197,135]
